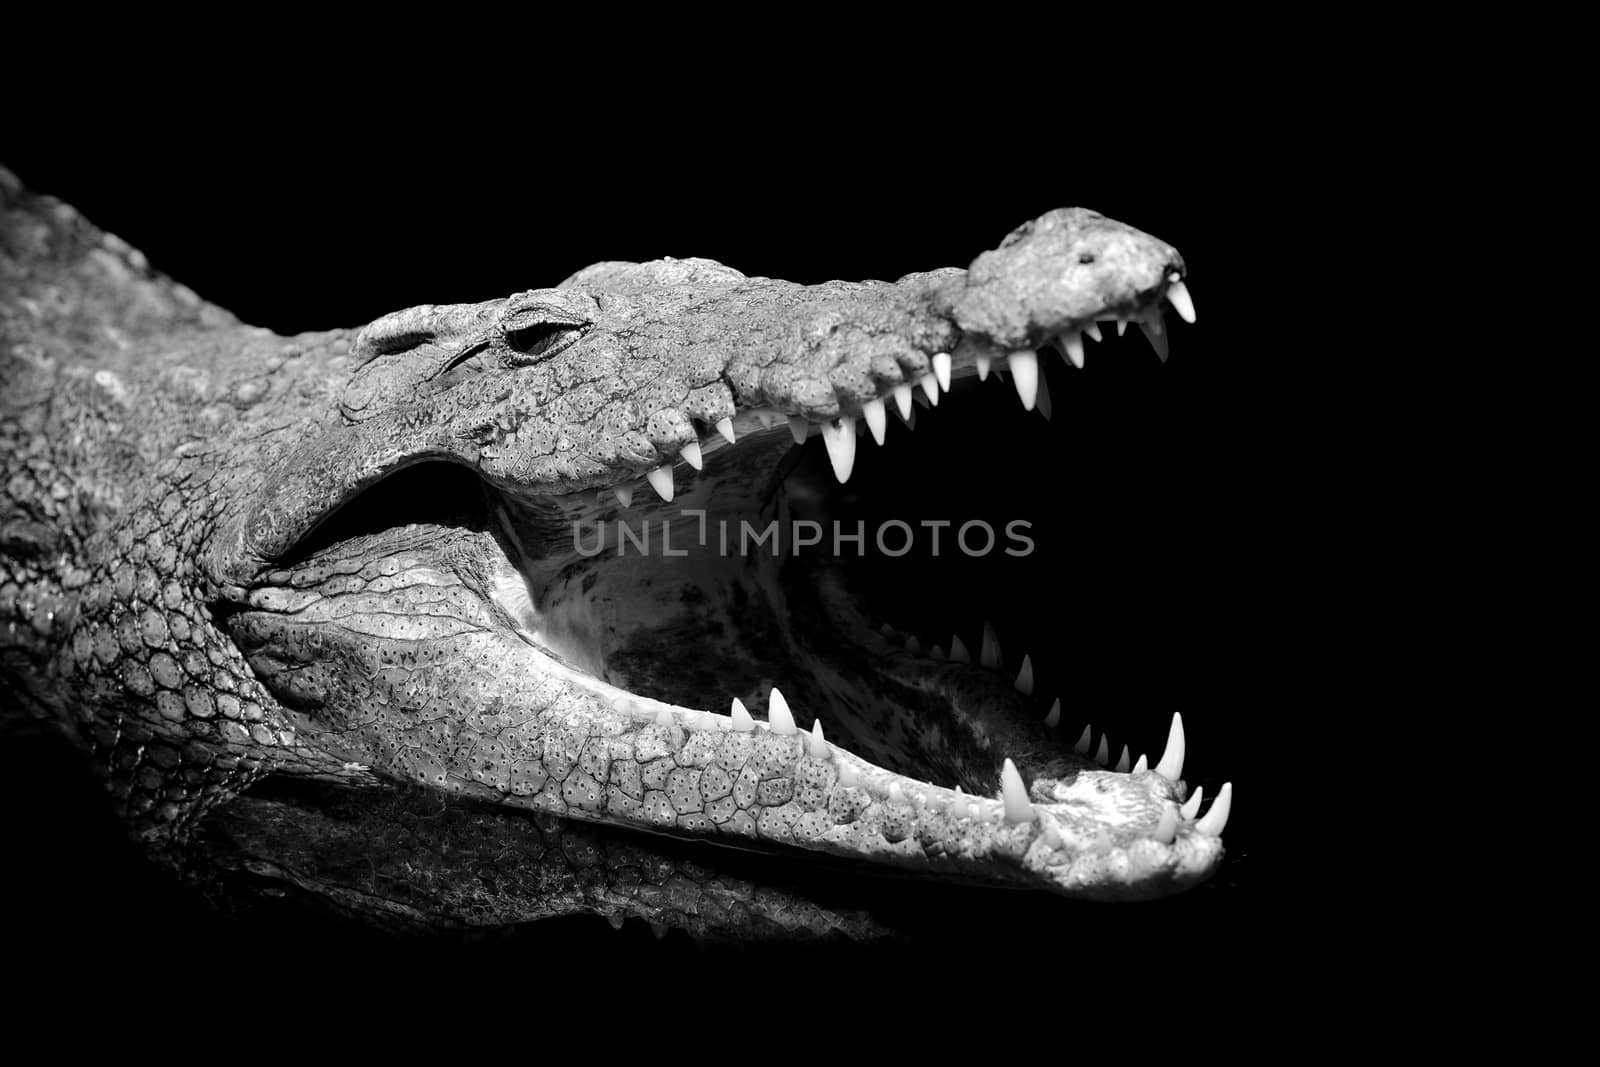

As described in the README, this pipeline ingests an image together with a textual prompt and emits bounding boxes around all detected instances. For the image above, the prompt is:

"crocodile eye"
[504,322,586,363]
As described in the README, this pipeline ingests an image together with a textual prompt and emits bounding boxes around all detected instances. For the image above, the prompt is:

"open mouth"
[232,216,1230,903]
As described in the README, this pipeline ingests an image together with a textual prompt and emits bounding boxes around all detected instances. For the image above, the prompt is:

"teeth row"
[622,280,1197,499]
[716,685,1227,838]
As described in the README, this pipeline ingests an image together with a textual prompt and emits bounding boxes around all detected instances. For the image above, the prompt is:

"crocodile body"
[0,165,1229,940]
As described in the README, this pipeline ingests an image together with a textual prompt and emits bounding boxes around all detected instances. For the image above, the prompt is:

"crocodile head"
[206,206,1228,919]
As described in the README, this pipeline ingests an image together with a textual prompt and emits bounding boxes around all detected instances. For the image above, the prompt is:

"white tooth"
[615,486,633,508]
[767,688,796,734]
[820,417,857,483]
[1115,746,1130,773]
[645,466,674,501]
[1154,712,1185,780]
[1059,331,1084,369]
[715,417,736,444]
[1133,753,1148,773]
[1015,654,1034,695]
[1154,803,1179,844]
[862,398,887,445]
[1035,373,1052,421]
[930,645,945,661]
[888,782,905,805]
[1074,725,1092,755]
[1083,321,1103,343]
[1181,786,1204,820]
[680,440,703,470]
[1166,279,1196,324]
[838,762,859,787]
[918,374,939,406]
[931,352,952,392]
[1116,319,1128,336]
[1043,699,1061,729]
[880,623,898,640]
[980,622,1002,670]
[730,697,755,732]
[808,718,828,758]
[1008,350,1038,409]
[1196,782,1232,835]
[975,353,992,381]
[1000,758,1034,824]
[606,913,625,930]
[905,636,920,654]
[950,636,970,664]
[1139,319,1169,362]
[655,708,675,727]
[1095,736,1110,765]
[892,383,914,422]
[787,416,809,445]
[1042,824,1063,849]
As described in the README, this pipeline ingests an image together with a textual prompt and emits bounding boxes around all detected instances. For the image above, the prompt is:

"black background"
[2,47,1313,1017]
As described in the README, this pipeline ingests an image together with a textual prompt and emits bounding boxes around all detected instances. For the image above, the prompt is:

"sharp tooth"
[976,353,991,381]
[1139,319,1169,362]
[820,417,857,483]
[1074,725,1092,755]
[905,636,920,654]
[892,383,914,422]
[655,708,674,727]
[730,697,755,732]
[1133,753,1148,773]
[606,913,625,931]
[1015,654,1034,695]
[838,761,859,787]
[1035,373,1052,421]
[931,645,945,661]
[888,782,905,805]
[918,374,939,406]
[715,417,736,444]
[615,486,633,508]
[1042,824,1063,849]
[950,636,970,663]
[1116,319,1128,337]
[1095,736,1110,766]
[1007,350,1038,410]
[1196,782,1232,835]
[650,922,668,940]
[1083,321,1103,343]
[1059,330,1084,369]
[767,688,796,734]
[1043,699,1061,729]
[645,466,674,501]
[1000,758,1035,824]
[880,623,898,640]
[1154,712,1185,780]
[1166,279,1196,324]
[808,718,828,758]
[979,622,1002,669]
[787,416,809,445]
[862,398,887,445]
[680,440,703,470]
[931,352,952,392]
[1115,746,1130,773]
[1181,786,1204,820]
[1154,803,1179,844]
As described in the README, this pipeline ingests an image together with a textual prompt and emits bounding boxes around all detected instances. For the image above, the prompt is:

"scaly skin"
[0,164,1225,937]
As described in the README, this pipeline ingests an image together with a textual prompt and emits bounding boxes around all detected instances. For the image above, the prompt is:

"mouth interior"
[473,333,1184,790]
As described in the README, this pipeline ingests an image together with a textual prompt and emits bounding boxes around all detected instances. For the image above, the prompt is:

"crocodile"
[0,164,1230,941]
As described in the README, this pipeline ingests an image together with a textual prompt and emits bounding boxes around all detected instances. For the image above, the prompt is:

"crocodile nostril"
[1077,252,1096,265]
